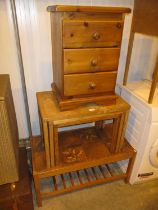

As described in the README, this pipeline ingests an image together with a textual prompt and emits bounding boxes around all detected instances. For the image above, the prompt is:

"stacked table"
[32,91,136,207]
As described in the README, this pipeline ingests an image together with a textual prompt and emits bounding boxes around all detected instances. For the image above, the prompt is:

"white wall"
[0,0,29,139]
[128,34,158,82]
[6,0,158,138]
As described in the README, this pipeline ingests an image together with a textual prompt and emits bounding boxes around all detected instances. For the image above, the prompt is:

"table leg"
[49,122,55,167]
[34,176,42,207]
[111,117,120,153]
[125,151,136,183]
[54,126,59,165]
[43,121,50,168]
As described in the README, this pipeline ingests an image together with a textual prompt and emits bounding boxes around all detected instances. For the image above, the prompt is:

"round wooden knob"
[91,59,98,67]
[116,22,122,29]
[92,32,100,40]
[89,82,96,89]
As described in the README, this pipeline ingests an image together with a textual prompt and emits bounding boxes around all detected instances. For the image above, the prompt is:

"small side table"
[32,91,136,207]
[37,91,130,168]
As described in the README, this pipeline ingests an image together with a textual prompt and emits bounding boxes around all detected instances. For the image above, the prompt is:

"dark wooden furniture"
[0,74,19,185]
[32,91,136,207]
[0,148,34,210]
[47,5,131,110]
[123,0,158,104]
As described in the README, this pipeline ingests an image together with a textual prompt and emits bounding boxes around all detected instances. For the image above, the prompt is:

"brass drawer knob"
[91,59,98,67]
[89,82,96,89]
[92,32,100,40]
[116,22,122,29]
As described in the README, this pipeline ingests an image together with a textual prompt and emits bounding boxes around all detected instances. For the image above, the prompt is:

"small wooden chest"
[47,5,131,110]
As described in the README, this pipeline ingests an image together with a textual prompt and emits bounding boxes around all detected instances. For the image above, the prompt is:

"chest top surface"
[47,5,131,13]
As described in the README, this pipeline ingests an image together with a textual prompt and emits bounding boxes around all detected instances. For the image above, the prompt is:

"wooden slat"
[99,166,106,178]
[61,174,66,189]
[77,171,83,185]
[106,164,114,176]
[41,173,127,199]
[53,176,58,191]
[91,167,98,180]
[69,172,75,186]
[84,169,91,182]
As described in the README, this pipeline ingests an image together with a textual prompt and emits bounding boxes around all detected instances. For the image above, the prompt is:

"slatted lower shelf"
[40,163,127,198]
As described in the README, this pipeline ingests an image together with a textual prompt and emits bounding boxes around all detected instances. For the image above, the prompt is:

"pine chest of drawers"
[47,5,131,110]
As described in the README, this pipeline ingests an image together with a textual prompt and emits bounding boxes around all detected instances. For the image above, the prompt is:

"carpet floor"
[34,179,158,210]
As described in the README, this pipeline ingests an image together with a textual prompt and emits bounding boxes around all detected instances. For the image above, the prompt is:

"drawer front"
[64,72,117,96]
[63,20,123,48]
[64,48,120,74]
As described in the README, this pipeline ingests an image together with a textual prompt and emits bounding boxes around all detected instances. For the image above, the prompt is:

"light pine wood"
[64,72,117,96]
[47,5,131,14]
[33,138,135,178]
[52,83,117,111]
[148,57,158,103]
[123,32,135,85]
[125,152,136,183]
[115,112,126,153]
[50,12,63,96]
[48,6,131,109]
[32,136,136,206]
[34,176,42,207]
[36,91,130,168]
[118,111,129,150]
[111,117,121,153]
[48,122,55,167]
[36,91,130,127]
[63,12,123,21]
[63,20,123,48]
[43,121,50,168]
[54,126,59,166]
[64,48,120,74]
